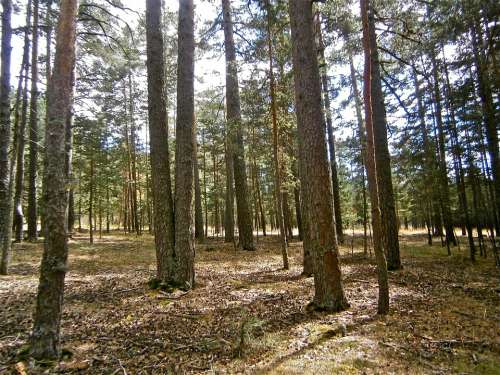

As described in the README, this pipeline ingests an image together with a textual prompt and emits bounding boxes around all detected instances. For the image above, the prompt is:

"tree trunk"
[172,0,195,288]
[13,1,32,241]
[348,53,368,255]
[266,0,288,268]
[0,0,13,275]
[30,0,78,359]
[289,0,348,311]
[27,0,39,240]
[442,53,476,261]
[430,49,456,249]
[194,131,204,241]
[146,0,175,283]
[89,152,94,245]
[361,0,389,314]
[127,70,140,236]
[366,7,401,270]
[316,21,344,244]
[222,0,254,250]
[224,137,235,242]
[13,69,28,242]
[471,23,500,236]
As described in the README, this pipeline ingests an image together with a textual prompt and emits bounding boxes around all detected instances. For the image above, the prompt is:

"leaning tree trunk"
[0,0,13,275]
[30,0,78,359]
[146,0,175,284]
[361,0,389,314]
[222,0,254,250]
[289,0,348,311]
[173,0,195,289]
[27,0,39,241]
[367,7,401,270]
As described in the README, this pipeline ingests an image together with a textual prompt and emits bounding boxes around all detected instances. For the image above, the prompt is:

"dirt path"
[0,233,498,374]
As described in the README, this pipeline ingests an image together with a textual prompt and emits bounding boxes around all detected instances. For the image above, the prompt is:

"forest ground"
[0,231,499,374]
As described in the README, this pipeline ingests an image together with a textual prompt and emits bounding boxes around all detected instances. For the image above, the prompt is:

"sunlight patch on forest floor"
[0,232,498,374]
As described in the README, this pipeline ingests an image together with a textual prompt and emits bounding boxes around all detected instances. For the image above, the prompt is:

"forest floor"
[0,231,499,375]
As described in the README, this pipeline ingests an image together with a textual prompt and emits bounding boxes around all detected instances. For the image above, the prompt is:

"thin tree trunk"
[89,152,94,244]
[367,7,401,270]
[222,0,254,250]
[194,133,204,241]
[27,0,39,240]
[316,20,344,244]
[266,0,288,268]
[289,0,348,311]
[30,0,78,359]
[0,0,13,275]
[471,22,500,236]
[224,137,234,242]
[430,48,456,249]
[13,1,32,241]
[348,53,368,256]
[361,0,389,314]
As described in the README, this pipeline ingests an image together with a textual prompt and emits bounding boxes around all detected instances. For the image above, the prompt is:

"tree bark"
[27,0,39,241]
[361,0,389,314]
[173,0,195,288]
[366,7,401,270]
[146,0,175,283]
[315,20,344,244]
[0,0,13,275]
[222,0,254,250]
[289,0,348,311]
[30,0,78,359]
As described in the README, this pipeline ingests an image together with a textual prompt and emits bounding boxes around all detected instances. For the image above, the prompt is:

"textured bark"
[173,0,195,288]
[361,0,389,314]
[367,8,401,270]
[289,0,348,311]
[266,0,288,268]
[194,134,204,241]
[146,0,175,283]
[27,0,39,240]
[315,21,344,244]
[30,0,78,359]
[430,49,456,249]
[65,64,75,236]
[222,0,254,250]
[0,0,13,275]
